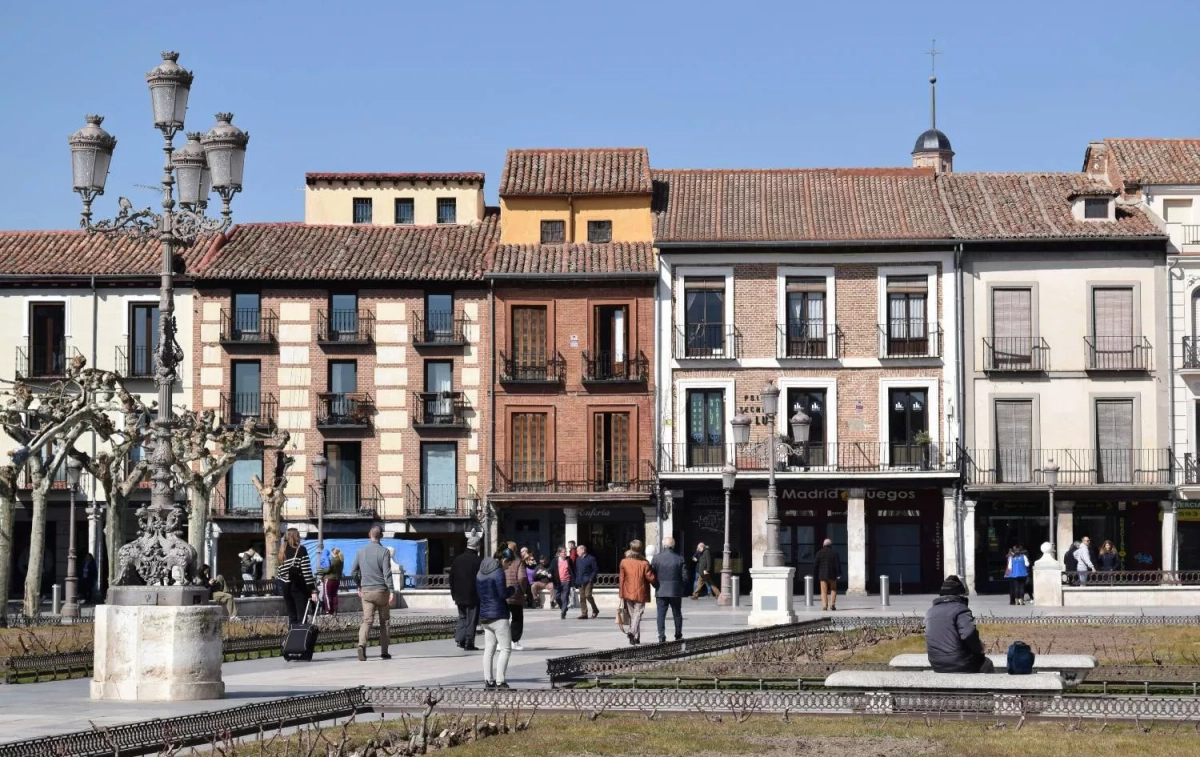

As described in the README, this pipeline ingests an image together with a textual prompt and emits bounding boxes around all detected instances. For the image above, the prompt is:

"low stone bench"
[887,653,1096,685]
[825,669,1064,694]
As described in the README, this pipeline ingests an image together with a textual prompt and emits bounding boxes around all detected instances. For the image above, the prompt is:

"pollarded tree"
[0,463,17,626]
[253,447,296,579]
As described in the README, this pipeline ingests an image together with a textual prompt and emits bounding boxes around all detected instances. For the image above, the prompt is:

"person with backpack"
[1005,545,1030,605]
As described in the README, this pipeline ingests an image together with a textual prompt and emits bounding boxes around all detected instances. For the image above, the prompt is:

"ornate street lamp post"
[1045,458,1060,559]
[312,452,329,567]
[761,382,783,567]
[62,457,84,619]
[721,414,751,607]
[68,52,248,587]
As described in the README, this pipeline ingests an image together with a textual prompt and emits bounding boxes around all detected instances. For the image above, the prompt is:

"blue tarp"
[300,538,427,586]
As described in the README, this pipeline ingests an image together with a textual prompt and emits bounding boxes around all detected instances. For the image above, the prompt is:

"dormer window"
[1084,198,1111,220]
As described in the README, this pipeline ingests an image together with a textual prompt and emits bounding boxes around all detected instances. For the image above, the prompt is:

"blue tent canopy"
[301,538,427,585]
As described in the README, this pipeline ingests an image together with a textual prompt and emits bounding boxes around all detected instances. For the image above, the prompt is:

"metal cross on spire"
[927,39,940,76]
[926,39,940,129]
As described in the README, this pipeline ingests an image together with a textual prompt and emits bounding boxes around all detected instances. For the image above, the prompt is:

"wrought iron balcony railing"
[1182,336,1200,370]
[1084,335,1152,371]
[212,484,263,517]
[1186,452,1200,485]
[657,441,954,475]
[412,392,469,429]
[962,448,1173,486]
[306,483,383,518]
[115,345,155,378]
[983,336,1050,372]
[1183,224,1200,246]
[316,309,374,345]
[15,344,81,379]
[1060,570,1200,586]
[878,321,942,358]
[581,350,649,383]
[492,460,656,494]
[316,392,374,429]
[219,392,278,428]
[219,308,278,344]
[412,312,468,347]
[404,484,479,518]
[499,351,566,383]
[777,322,840,359]
[674,324,740,360]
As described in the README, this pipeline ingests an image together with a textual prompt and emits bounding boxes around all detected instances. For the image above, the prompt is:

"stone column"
[563,508,579,549]
[846,488,867,595]
[1032,541,1064,607]
[204,521,222,574]
[1162,500,1178,572]
[1056,501,1075,561]
[962,499,977,595]
[642,506,659,551]
[750,488,769,569]
[941,488,959,578]
[87,503,105,601]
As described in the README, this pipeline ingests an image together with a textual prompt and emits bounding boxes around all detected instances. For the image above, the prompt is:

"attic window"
[1084,198,1110,220]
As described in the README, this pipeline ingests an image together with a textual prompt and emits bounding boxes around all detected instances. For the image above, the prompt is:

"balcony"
[499,351,566,384]
[404,484,479,519]
[492,460,656,495]
[17,461,71,489]
[212,484,263,518]
[983,337,1050,373]
[1185,453,1200,485]
[777,322,840,359]
[412,312,467,347]
[316,309,374,346]
[878,321,942,359]
[115,345,155,378]
[412,392,469,430]
[657,442,955,475]
[1085,336,1152,371]
[581,350,649,383]
[1182,337,1200,371]
[307,484,383,519]
[219,308,278,345]
[1183,225,1200,246]
[675,325,739,360]
[219,392,278,429]
[316,392,374,430]
[963,448,1173,487]
[15,344,82,379]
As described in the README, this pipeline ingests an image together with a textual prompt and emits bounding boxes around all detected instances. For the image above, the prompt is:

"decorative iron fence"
[411,391,469,429]
[581,350,649,382]
[316,392,374,428]
[658,442,953,475]
[115,344,155,378]
[316,308,374,344]
[1084,335,1152,371]
[498,351,566,383]
[878,321,942,358]
[777,321,840,359]
[1059,570,1200,586]
[493,460,656,493]
[983,336,1050,372]
[219,308,278,343]
[306,484,383,518]
[219,392,278,428]
[674,324,740,359]
[15,344,80,379]
[963,448,1173,486]
[403,484,478,518]
[412,311,467,346]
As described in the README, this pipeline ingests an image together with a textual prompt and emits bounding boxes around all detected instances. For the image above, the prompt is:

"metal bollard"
[880,575,891,607]
[804,575,815,607]
[730,576,741,607]
[52,584,62,615]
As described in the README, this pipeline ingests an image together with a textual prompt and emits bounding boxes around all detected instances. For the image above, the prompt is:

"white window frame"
[878,377,939,467]
[123,295,162,339]
[776,377,838,448]
[21,294,73,339]
[877,266,938,341]
[673,378,736,449]
[776,266,836,359]
[674,266,735,360]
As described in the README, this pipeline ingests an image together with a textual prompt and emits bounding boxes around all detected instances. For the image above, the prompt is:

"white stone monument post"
[1032,541,1064,607]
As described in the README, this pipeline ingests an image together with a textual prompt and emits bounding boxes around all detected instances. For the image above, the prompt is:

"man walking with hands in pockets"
[351,525,395,661]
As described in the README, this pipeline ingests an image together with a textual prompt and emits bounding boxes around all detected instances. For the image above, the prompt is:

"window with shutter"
[994,400,1033,483]
[511,412,547,488]
[683,278,726,357]
[785,278,827,358]
[991,288,1033,368]
[510,306,548,379]
[1163,199,1192,224]
[1095,399,1133,483]
[1092,288,1135,369]
[593,412,631,489]
[686,389,725,467]
[885,277,928,357]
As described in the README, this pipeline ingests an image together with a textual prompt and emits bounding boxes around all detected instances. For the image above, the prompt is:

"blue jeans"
[555,583,573,617]
[1078,569,1089,586]
[656,596,683,641]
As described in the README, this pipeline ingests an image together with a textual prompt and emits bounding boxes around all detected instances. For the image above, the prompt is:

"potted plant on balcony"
[914,430,933,470]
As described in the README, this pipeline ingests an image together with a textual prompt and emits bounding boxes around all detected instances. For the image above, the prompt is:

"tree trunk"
[188,485,209,562]
[263,503,281,581]
[0,472,15,627]
[104,495,129,585]
[23,478,48,617]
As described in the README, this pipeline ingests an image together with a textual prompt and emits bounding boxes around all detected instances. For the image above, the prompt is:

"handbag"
[616,605,630,633]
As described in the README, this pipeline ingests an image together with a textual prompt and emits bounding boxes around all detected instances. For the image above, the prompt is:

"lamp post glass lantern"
[68,51,248,589]
[1045,459,1060,559]
[61,457,84,619]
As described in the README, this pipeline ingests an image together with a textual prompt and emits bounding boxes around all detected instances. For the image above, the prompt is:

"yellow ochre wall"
[499,195,653,244]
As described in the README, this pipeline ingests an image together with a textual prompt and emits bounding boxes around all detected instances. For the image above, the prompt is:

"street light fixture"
[69,52,248,588]
[62,457,84,619]
[719,463,737,606]
[1045,458,1060,559]
[312,452,329,565]
[791,408,811,466]
[761,381,784,567]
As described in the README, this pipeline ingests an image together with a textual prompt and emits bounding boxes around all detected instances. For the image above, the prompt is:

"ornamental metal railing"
[219,391,277,428]
[1182,336,1200,370]
[219,308,278,343]
[1186,452,1200,485]
[316,392,374,428]
[493,460,655,493]
[983,336,1050,372]
[115,344,155,377]
[963,448,1173,486]
[306,483,383,518]
[777,321,840,359]
[499,351,566,383]
[15,343,81,379]
[658,441,953,475]
[878,321,942,358]
[211,483,262,517]
[1059,570,1200,586]
[581,350,649,382]
[1084,335,1152,371]
[316,308,374,344]
[412,311,468,346]
[403,483,478,518]
[1182,224,1200,245]
[411,391,469,429]
[675,324,740,359]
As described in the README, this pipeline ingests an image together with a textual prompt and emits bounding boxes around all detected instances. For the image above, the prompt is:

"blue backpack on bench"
[1006,641,1035,675]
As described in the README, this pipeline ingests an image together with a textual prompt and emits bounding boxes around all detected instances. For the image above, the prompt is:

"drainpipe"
[488,279,497,550]
[955,243,967,579]
[654,257,664,549]
[567,196,575,243]
[1168,257,1180,571]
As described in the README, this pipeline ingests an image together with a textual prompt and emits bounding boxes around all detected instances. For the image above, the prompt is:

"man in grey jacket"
[351,525,395,661]
[650,537,687,643]
[925,575,992,673]
[1074,536,1095,586]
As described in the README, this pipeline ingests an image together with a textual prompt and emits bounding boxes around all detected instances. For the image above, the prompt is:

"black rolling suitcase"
[282,600,320,661]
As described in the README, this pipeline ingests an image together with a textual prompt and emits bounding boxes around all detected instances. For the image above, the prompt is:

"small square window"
[437,198,457,224]
[1084,198,1110,220]
[540,220,565,244]
[587,220,612,243]
[394,198,414,225]
[352,198,373,224]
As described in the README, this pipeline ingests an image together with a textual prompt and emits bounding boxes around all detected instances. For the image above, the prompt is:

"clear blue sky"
[2,0,1198,231]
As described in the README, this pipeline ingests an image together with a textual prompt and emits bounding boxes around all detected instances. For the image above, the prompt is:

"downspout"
[1168,257,1180,571]
[90,276,100,592]
[654,254,664,550]
[567,196,575,242]
[488,278,497,550]
[955,243,967,579]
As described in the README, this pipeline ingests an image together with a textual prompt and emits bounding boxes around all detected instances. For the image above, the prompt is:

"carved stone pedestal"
[747,566,798,627]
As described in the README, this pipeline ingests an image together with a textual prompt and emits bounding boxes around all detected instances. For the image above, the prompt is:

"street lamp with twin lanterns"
[721,413,752,606]
[68,52,249,588]
[61,457,84,619]
[1045,458,1060,559]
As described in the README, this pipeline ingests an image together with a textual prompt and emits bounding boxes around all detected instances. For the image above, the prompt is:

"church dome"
[913,128,953,155]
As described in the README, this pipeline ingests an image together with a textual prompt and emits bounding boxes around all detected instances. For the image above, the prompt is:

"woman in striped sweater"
[278,528,318,623]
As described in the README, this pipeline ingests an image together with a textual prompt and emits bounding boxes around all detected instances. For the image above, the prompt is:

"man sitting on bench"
[926,575,994,673]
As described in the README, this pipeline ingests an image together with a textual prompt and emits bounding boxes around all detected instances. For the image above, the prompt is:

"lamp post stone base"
[92,589,224,702]
[747,566,797,627]
[1032,542,1064,608]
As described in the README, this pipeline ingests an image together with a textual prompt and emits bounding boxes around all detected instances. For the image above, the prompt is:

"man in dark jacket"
[573,544,600,619]
[449,535,484,651]
[690,543,717,599]
[812,538,842,611]
[549,546,574,619]
[925,575,993,673]
[650,536,687,642]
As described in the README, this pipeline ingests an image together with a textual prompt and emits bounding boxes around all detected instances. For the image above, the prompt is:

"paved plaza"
[4,595,1200,744]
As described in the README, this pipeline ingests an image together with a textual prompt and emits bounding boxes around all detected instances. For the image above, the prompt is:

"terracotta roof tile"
[1104,139,1200,186]
[197,211,499,281]
[305,172,484,185]
[0,231,212,276]
[500,148,652,197]
[490,242,655,276]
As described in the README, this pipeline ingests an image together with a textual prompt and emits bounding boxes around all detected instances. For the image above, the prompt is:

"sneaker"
[357,646,367,662]
[380,653,392,660]
[496,682,511,690]
[511,642,524,651]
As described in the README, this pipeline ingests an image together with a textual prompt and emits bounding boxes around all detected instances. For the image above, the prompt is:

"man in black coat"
[925,575,993,673]
[449,535,484,650]
[812,538,842,611]
[690,543,717,599]
[650,536,688,642]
